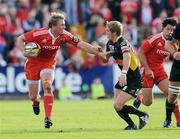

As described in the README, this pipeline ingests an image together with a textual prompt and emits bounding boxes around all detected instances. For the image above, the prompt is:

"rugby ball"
[25,42,41,57]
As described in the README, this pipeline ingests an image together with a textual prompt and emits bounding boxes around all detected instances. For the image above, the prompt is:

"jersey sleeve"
[24,30,35,42]
[120,39,130,53]
[140,40,153,53]
[64,31,80,47]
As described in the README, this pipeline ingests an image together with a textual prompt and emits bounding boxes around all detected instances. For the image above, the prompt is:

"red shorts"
[142,67,168,88]
[24,59,56,80]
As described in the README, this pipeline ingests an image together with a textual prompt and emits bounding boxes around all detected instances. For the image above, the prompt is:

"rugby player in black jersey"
[99,21,149,130]
[163,22,180,128]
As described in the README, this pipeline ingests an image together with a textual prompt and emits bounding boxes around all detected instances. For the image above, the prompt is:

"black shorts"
[115,77,142,97]
[169,60,180,82]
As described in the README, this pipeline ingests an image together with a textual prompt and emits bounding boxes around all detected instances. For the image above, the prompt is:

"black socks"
[116,105,135,127]
[165,99,175,121]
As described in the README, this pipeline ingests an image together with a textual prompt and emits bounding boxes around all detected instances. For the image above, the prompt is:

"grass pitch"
[0,98,180,139]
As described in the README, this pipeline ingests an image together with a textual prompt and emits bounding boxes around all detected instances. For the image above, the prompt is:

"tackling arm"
[77,41,102,55]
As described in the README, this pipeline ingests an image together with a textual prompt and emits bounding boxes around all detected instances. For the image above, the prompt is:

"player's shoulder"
[62,30,73,37]
[117,37,129,46]
[147,33,162,43]
[33,27,49,37]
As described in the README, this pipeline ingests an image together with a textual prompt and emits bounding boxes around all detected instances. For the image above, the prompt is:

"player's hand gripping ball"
[25,42,41,57]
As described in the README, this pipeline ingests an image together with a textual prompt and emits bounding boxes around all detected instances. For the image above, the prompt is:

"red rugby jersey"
[140,33,169,70]
[24,27,80,63]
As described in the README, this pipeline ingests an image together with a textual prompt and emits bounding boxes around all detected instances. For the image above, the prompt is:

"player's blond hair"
[48,12,65,28]
[106,21,123,36]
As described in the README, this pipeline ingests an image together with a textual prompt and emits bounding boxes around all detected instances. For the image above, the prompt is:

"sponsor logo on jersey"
[42,45,61,50]
[156,49,169,56]
[157,42,162,46]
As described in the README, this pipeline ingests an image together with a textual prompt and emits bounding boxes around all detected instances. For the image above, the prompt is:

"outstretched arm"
[77,41,102,55]
[98,51,112,63]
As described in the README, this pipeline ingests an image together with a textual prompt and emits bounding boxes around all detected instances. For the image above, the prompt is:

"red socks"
[173,101,180,124]
[44,94,54,119]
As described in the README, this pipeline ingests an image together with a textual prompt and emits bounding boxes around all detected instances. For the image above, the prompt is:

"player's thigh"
[40,68,54,85]
[114,89,133,110]
[142,88,153,105]
[157,78,169,97]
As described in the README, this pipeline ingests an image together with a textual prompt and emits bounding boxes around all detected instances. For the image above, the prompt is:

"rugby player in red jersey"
[133,18,180,126]
[16,12,105,128]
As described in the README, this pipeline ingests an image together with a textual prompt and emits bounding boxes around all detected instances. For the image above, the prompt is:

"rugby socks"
[165,99,175,121]
[173,101,180,124]
[116,105,136,127]
[125,105,145,117]
[44,94,54,118]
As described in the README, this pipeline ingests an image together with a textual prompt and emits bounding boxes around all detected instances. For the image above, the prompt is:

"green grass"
[0,98,180,139]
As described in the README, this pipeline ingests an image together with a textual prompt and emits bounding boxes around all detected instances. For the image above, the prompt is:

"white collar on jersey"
[49,29,58,44]
[161,32,166,41]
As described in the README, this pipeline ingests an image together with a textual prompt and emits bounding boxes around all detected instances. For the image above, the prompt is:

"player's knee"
[143,100,152,106]
[168,94,177,104]
[43,80,52,93]
[113,102,123,111]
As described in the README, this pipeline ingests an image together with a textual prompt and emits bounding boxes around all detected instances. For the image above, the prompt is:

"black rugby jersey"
[167,22,180,66]
[106,37,141,78]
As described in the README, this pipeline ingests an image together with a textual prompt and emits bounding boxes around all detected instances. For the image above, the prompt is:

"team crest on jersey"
[72,36,79,42]
[59,38,65,44]
[158,42,162,46]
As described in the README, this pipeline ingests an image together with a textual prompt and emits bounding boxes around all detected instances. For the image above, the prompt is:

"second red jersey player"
[133,18,180,126]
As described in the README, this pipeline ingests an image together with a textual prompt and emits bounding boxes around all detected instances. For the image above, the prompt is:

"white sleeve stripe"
[122,48,130,52]
[121,46,128,49]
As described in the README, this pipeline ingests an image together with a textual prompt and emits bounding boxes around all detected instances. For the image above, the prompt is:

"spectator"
[59,79,72,100]
[91,78,106,99]
[22,8,41,32]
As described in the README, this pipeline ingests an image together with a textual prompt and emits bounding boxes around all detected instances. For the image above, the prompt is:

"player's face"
[105,27,113,40]
[163,24,174,39]
[55,19,66,34]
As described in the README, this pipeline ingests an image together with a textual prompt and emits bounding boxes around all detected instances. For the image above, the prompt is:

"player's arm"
[98,51,113,63]
[119,51,130,86]
[122,52,131,72]
[165,39,180,60]
[139,41,154,78]
[16,34,32,57]
[16,35,26,52]
[77,41,102,55]
[77,41,108,61]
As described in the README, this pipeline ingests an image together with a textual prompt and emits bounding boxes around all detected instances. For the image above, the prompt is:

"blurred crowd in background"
[0,0,179,68]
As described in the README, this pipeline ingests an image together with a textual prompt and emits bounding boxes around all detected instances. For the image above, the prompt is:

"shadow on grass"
[0,127,180,135]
